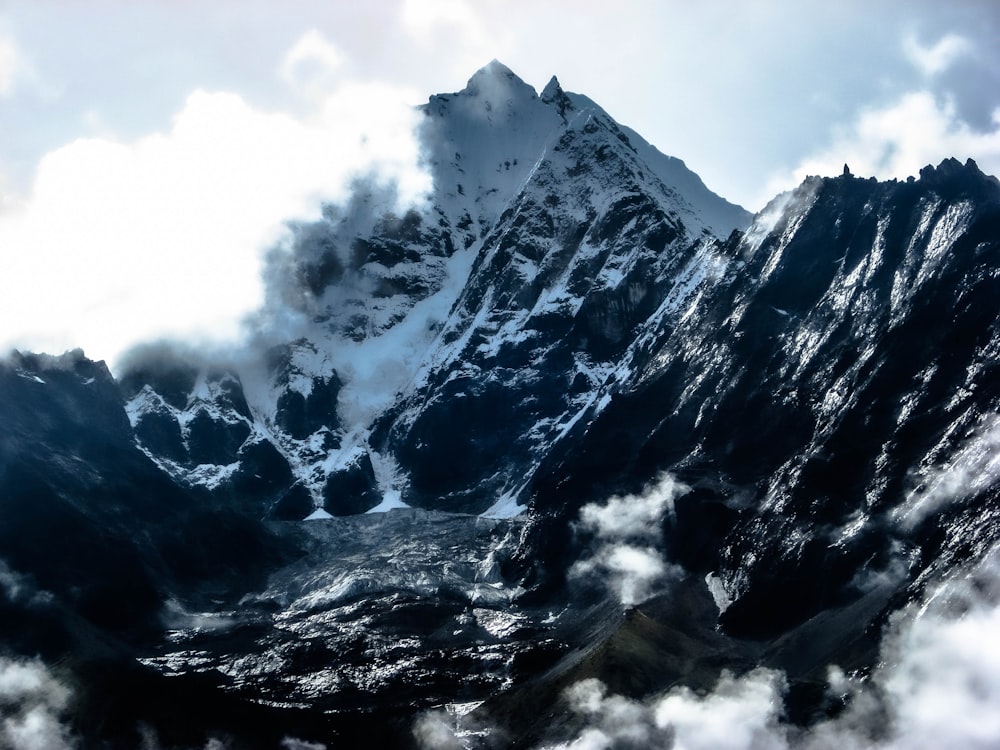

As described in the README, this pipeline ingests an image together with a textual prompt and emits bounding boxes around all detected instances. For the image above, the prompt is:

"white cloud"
[542,542,1000,750]
[542,671,786,750]
[577,473,688,541]
[655,670,788,750]
[281,29,345,100]
[280,738,328,750]
[0,26,50,102]
[0,658,74,750]
[0,38,430,368]
[761,90,1000,204]
[903,32,973,77]
[400,0,489,47]
[398,0,507,80]
[571,544,670,607]
[412,710,464,750]
[870,546,1000,749]
[578,473,687,541]
[571,474,689,606]
[554,678,673,749]
[894,413,1000,531]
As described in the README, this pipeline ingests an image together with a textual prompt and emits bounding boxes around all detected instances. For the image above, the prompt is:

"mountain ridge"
[1,62,999,748]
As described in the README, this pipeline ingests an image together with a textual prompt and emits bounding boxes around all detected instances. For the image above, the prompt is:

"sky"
[1,0,999,366]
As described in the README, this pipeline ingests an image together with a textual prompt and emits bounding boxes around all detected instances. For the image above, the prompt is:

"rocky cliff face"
[2,63,999,748]
[522,157,1000,639]
[117,60,751,521]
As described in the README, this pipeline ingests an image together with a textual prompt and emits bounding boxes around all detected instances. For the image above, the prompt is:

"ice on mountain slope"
[123,61,753,517]
[371,99,745,513]
[563,89,750,237]
[421,61,749,246]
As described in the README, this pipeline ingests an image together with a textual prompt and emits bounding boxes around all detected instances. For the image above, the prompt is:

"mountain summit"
[114,62,755,521]
[2,63,999,748]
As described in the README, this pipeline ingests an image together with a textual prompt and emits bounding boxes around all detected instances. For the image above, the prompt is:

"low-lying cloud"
[570,473,689,606]
[0,657,74,750]
[894,413,1000,531]
[544,670,786,750]
[545,541,1000,750]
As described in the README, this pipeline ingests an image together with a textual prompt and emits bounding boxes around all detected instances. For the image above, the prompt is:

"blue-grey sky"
[1,0,998,364]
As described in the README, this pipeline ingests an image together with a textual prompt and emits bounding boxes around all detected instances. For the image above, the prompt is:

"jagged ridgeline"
[1,62,999,748]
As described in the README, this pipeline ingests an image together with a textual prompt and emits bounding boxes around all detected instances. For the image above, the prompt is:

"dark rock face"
[525,159,1000,635]
[271,347,343,440]
[0,351,287,632]
[375,109,712,513]
[322,448,381,514]
[2,60,999,748]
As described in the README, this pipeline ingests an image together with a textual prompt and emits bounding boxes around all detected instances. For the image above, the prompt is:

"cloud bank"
[0,30,429,369]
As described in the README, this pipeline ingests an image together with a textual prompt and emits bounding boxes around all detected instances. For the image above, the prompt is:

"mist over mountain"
[1,62,999,749]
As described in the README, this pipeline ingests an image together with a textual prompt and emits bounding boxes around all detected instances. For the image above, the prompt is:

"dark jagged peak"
[539,75,561,101]
[809,157,1000,208]
[540,75,575,120]
[920,156,980,180]
[3,347,110,380]
[918,157,1000,196]
[795,156,1000,209]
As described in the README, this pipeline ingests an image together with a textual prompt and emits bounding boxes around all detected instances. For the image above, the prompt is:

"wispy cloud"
[280,29,345,101]
[0,32,19,95]
[400,0,490,50]
[895,414,1000,531]
[903,32,973,77]
[570,473,689,606]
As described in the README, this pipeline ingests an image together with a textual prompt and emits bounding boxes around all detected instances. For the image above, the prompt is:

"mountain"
[118,60,752,523]
[1,63,999,748]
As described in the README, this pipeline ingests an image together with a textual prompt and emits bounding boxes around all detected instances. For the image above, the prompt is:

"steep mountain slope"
[526,159,1000,630]
[478,157,1000,745]
[119,60,750,520]
[2,63,999,748]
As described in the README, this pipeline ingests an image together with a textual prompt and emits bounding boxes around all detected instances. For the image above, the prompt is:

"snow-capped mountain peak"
[3,61,1000,749]
[110,63,758,518]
